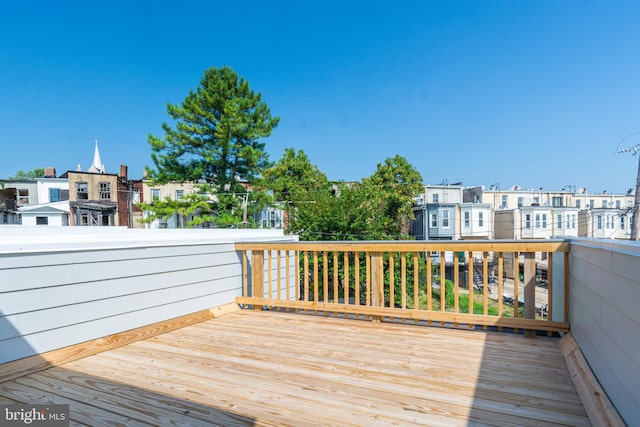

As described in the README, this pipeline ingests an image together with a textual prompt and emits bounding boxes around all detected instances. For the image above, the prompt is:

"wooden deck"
[0,310,589,426]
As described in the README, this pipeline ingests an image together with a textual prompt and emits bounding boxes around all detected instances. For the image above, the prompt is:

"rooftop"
[0,309,588,426]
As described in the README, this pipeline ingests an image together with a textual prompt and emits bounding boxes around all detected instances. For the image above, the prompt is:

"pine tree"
[142,66,279,227]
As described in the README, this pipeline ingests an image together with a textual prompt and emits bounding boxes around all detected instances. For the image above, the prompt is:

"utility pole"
[618,144,640,240]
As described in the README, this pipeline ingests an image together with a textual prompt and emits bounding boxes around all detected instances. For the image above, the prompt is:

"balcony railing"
[236,240,570,335]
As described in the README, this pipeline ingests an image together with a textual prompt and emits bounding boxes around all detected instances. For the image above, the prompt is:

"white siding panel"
[569,240,640,427]
[0,228,294,365]
[0,289,239,363]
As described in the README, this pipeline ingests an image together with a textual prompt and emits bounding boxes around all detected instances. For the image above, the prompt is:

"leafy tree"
[284,155,423,240]
[362,155,423,238]
[142,66,279,227]
[262,148,329,231]
[8,168,45,180]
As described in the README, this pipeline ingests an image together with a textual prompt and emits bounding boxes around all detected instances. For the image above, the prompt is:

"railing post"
[524,252,536,338]
[371,252,382,322]
[252,250,264,310]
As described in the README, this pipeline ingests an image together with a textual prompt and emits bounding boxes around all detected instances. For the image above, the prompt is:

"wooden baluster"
[440,251,445,326]
[313,251,319,312]
[454,253,459,327]
[242,250,248,305]
[413,253,419,321]
[252,250,264,310]
[366,253,371,308]
[514,251,519,333]
[285,250,290,303]
[498,252,503,332]
[344,251,350,306]
[426,252,432,325]
[547,252,553,336]
[524,252,536,338]
[371,252,382,323]
[401,254,407,310]
[295,250,300,311]
[355,251,360,308]
[267,250,273,302]
[323,250,329,305]
[276,250,281,302]
[468,251,474,328]
[303,251,309,304]
[333,251,339,315]
[389,252,394,310]
[483,251,488,330]
[564,251,570,324]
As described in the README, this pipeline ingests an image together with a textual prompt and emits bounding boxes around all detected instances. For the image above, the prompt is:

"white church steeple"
[87,139,105,173]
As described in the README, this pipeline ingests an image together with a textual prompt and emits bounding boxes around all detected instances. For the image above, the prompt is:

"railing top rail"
[235,239,570,252]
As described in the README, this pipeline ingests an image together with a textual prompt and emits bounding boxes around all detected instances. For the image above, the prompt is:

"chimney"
[44,167,56,178]
[120,165,128,179]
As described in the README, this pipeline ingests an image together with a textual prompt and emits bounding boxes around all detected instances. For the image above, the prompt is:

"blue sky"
[1,1,639,194]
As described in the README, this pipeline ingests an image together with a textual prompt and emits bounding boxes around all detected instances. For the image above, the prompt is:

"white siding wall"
[0,227,296,365]
[569,239,640,426]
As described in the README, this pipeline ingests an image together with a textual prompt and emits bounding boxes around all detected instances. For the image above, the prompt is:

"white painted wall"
[0,227,296,365]
[569,238,640,427]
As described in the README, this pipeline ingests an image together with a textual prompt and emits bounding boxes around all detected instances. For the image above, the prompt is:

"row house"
[494,207,580,240]
[579,208,632,239]
[466,185,635,212]
[412,184,494,241]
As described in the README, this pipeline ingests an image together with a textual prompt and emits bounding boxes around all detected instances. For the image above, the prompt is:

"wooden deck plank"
[139,327,584,410]
[0,310,590,426]
[0,380,149,426]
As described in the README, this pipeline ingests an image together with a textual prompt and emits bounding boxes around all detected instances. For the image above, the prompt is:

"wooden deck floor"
[0,310,589,426]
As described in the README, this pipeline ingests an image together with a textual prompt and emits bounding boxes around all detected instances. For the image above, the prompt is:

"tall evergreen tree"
[142,66,279,227]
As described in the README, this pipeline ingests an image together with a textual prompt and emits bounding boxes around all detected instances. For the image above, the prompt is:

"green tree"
[362,155,423,238]
[8,168,45,180]
[262,148,329,232]
[142,66,279,227]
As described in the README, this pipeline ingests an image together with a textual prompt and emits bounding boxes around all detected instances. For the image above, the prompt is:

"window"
[525,214,531,229]
[566,215,571,229]
[99,182,111,200]
[442,210,449,228]
[557,214,562,229]
[535,214,541,229]
[36,216,48,225]
[616,200,621,209]
[478,212,484,227]
[589,199,595,208]
[432,194,439,203]
[576,200,581,209]
[517,197,524,208]
[621,216,625,229]
[501,195,507,208]
[430,213,437,228]
[76,182,88,200]
[602,200,607,208]
[151,189,160,201]
[542,214,547,228]
[175,190,184,200]
[552,196,563,207]
[572,214,576,229]
[464,211,470,227]
[597,215,602,229]
[49,188,61,202]
[132,189,140,203]
[533,196,540,205]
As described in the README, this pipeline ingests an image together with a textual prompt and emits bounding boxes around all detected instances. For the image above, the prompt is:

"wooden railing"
[235,240,570,335]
